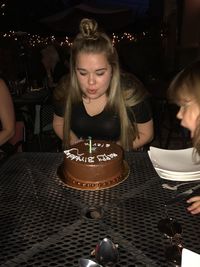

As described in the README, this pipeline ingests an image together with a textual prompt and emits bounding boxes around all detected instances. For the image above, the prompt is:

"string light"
[0,0,7,16]
[0,29,163,48]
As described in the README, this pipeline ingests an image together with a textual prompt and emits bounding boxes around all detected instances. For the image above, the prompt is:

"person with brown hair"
[53,18,153,150]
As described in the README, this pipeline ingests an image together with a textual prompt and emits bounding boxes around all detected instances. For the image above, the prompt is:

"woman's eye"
[179,101,189,108]
[96,72,104,76]
[180,103,190,110]
[180,104,186,108]
[79,72,87,76]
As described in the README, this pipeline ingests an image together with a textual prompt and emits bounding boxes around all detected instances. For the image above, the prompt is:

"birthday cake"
[60,140,129,190]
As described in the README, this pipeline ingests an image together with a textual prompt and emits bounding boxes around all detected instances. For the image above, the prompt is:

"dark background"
[0,0,163,34]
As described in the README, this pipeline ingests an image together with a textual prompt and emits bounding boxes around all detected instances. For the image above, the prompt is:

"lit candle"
[88,136,92,153]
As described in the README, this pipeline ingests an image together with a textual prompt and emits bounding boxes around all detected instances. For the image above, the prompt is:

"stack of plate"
[148,147,200,181]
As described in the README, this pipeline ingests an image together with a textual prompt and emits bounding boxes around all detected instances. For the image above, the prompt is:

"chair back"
[40,103,54,133]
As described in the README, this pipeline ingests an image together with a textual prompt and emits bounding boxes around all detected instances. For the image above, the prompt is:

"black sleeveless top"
[54,98,152,141]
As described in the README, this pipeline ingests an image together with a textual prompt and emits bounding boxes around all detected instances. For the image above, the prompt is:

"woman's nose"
[88,74,95,85]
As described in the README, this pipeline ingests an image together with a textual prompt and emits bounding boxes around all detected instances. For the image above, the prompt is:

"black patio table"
[0,151,200,267]
[13,88,50,107]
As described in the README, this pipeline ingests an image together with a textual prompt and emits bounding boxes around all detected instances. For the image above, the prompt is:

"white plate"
[148,151,200,176]
[155,167,200,178]
[149,147,200,173]
[154,166,200,177]
[155,169,200,182]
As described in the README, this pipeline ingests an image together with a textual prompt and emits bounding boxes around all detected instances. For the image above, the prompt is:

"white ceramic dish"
[148,147,200,173]
[155,167,200,178]
[149,151,200,176]
[155,169,200,182]
[154,166,200,176]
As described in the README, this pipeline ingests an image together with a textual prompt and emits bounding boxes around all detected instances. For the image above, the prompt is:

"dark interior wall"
[148,0,164,17]
[0,40,19,80]
[117,40,163,83]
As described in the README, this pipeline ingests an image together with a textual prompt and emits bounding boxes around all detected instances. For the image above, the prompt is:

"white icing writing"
[84,142,110,148]
[64,148,95,163]
[97,153,118,161]
[64,145,118,163]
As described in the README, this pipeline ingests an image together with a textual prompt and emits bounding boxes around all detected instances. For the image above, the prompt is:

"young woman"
[168,60,200,215]
[53,18,153,151]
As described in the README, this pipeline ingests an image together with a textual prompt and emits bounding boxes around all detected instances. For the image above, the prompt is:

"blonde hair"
[63,18,140,150]
[168,61,200,156]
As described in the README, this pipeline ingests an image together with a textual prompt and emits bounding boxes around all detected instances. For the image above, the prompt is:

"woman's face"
[75,52,112,100]
[176,95,200,138]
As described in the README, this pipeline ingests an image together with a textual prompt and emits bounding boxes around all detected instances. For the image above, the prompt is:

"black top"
[54,98,152,140]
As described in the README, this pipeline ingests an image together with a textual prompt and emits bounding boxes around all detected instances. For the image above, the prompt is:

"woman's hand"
[70,131,82,145]
[132,119,154,150]
[187,196,200,214]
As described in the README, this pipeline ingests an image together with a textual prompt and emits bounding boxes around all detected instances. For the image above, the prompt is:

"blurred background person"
[41,45,68,90]
[0,78,15,156]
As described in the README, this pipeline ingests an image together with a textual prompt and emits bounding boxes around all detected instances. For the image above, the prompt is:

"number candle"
[88,136,92,153]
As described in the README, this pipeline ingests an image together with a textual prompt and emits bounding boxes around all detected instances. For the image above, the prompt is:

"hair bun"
[80,18,99,40]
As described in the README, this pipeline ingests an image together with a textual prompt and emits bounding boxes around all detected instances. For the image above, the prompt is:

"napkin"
[181,248,200,267]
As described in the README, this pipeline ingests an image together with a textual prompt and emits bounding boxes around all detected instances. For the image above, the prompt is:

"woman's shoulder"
[129,97,152,123]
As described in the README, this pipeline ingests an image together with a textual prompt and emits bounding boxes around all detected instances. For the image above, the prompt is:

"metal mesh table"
[0,152,200,267]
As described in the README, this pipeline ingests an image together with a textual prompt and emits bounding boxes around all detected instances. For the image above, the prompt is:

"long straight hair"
[63,18,138,150]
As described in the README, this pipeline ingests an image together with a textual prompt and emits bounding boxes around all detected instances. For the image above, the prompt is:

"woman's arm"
[53,114,80,145]
[0,79,15,146]
[53,114,64,140]
[132,119,154,150]
[69,130,80,145]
